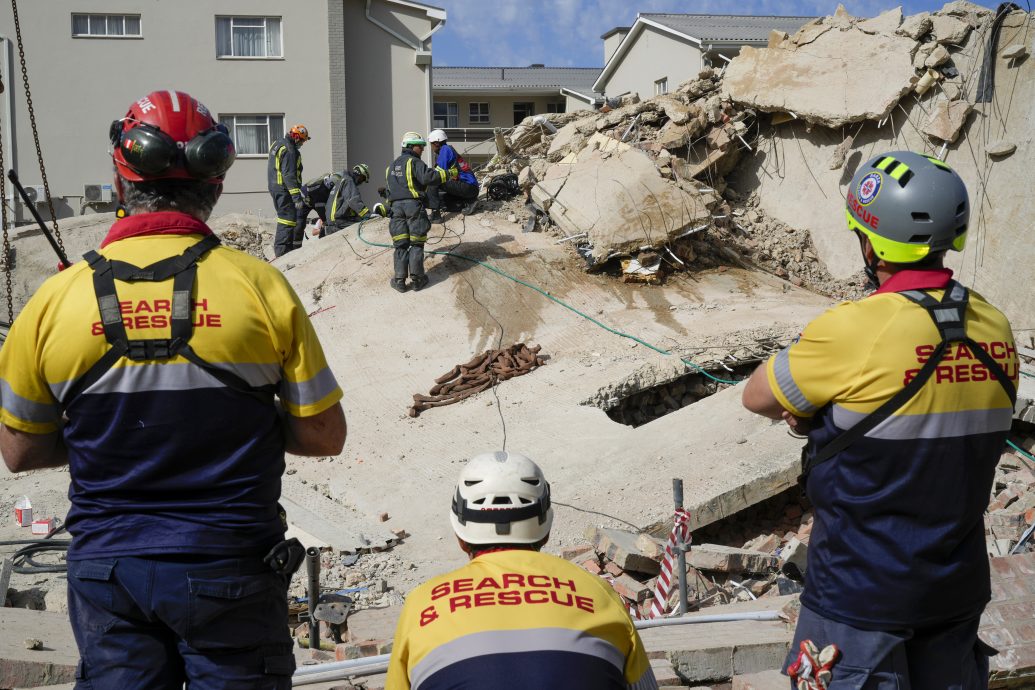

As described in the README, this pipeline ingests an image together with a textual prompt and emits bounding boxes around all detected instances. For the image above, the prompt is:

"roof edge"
[601,26,631,40]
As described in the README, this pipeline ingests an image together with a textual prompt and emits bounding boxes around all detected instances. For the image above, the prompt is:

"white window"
[547,102,566,114]
[654,77,669,96]
[216,17,282,58]
[219,114,284,156]
[71,14,141,38]
[433,102,458,128]
[468,103,489,124]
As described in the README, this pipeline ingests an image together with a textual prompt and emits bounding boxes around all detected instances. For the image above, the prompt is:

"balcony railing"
[442,127,495,142]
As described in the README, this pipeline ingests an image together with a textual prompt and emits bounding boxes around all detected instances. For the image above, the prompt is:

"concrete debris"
[723,27,917,127]
[828,135,854,170]
[1002,43,1029,60]
[857,6,902,34]
[587,526,665,575]
[925,44,952,68]
[687,544,779,575]
[408,344,545,418]
[930,14,971,45]
[897,12,932,40]
[922,100,972,142]
[987,140,1017,158]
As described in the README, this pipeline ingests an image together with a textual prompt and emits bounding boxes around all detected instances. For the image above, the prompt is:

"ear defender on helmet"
[111,120,235,181]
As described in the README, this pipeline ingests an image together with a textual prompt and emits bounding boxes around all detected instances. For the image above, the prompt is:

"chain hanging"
[10,0,64,258]
[0,71,11,326]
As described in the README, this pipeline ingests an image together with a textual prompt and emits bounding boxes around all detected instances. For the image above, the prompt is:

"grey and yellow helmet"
[352,163,370,181]
[845,151,969,264]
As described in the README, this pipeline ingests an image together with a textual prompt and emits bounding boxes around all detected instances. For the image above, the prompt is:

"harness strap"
[801,280,1015,485]
[63,235,269,405]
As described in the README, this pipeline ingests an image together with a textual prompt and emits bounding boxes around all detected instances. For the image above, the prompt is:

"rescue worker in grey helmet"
[324,163,372,235]
[384,132,447,293]
[267,124,310,256]
[300,171,343,236]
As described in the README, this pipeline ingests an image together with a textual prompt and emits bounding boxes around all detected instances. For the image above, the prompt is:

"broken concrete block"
[922,100,972,142]
[706,126,733,152]
[987,140,1017,158]
[913,42,937,70]
[925,44,951,68]
[580,558,603,575]
[768,29,788,49]
[858,7,903,35]
[547,122,581,160]
[779,537,808,577]
[941,81,963,100]
[655,120,692,150]
[828,135,854,170]
[723,28,917,127]
[897,13,932,40]
[744,533,782,554]
[531,143,718,267]
[560,543,593,561]
[1002,43,1029,60]
[793,19,831,48]
[931,15,971,45]
[604,561,625,578]
[611,573,651,603]
[733,669,791,690]
[829,4,855,29]
[672,147,733,182]
[655,95,694,125]
[688,544,778,575]
[588,526,665,574]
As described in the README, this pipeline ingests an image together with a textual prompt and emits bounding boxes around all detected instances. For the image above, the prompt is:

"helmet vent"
[956,202,967,216]
[491,496,513,505]
[911,212,932,223]
[464,480,482,487]
[896,169,914,187]
[908,234,932,243]
[521,478,541,486]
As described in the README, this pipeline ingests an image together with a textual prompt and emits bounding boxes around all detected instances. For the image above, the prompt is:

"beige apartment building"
[594,14,814,100]
[0,0,445,221]
[431,66,601,163]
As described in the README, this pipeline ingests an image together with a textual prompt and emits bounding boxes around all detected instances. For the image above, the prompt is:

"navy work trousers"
[68,555,294,690]
[786,604,994,690]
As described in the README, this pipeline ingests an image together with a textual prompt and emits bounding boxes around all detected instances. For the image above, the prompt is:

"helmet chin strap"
[856,231,881,290]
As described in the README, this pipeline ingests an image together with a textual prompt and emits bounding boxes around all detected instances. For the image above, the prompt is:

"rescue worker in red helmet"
[742,151,1017,689]
[0,90,346,689]
[268,123,311,256]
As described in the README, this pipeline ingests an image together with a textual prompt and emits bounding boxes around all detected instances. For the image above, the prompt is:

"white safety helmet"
[427,129,448,144]
[450,451,553,545]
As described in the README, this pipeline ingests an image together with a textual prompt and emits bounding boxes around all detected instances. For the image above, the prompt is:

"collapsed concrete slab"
[723,24,918,127]
[0,608,77,687]
[531,134,720,265]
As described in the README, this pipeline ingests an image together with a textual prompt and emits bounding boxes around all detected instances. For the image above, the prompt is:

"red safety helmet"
[110,90,235,183]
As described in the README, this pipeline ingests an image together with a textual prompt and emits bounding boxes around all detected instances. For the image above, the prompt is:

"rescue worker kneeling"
[323,163,371,235]
[385,452,658,690]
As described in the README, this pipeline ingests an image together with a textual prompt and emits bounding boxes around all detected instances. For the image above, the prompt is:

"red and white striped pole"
[645,491,692,619]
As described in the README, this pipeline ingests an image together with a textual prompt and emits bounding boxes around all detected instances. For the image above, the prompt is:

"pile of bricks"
[408,343,545,418]
[563,523,808,618]
[985,433,1035,557]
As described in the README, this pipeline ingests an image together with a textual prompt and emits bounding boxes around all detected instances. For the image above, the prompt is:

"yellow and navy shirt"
[0,211,343,559]
[766,269,1017,629]
[386,549,657,690]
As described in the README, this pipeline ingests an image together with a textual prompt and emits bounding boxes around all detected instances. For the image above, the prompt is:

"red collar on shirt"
[873,268,954,295]
[100,211,212,248]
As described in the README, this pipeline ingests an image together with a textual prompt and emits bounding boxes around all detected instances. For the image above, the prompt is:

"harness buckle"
[127,339,174,361]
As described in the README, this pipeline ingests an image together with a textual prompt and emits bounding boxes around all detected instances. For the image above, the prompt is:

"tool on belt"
[787,640,840,690]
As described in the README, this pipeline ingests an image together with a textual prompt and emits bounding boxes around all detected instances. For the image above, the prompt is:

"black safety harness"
[801,280,1017,488]
[62,234,273,405]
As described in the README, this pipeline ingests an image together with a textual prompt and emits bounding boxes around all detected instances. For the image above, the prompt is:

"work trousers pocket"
[186,568,287,652]
[67,560,120,634]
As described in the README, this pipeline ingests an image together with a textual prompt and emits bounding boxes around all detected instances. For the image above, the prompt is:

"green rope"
[1008,439,1035,465]
[354,221,742,385]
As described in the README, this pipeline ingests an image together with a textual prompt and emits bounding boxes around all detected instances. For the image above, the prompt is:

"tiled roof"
[433,66,602,91]
[641,13,815,44]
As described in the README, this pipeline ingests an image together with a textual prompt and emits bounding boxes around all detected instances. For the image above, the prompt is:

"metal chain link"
[10,0,64,257]
[0,82,12,324]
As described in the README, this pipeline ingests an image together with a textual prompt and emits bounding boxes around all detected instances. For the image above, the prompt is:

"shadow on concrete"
[423,234,532,289]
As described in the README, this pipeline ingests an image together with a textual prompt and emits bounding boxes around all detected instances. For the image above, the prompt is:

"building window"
[216,17,282,58]
[71,14,141,37]
[547,102,566,114]
[219,114,284,156]
[513,102,535,126]
[433,102,458,128]
[654,77,669,96]
[469,103,490,124]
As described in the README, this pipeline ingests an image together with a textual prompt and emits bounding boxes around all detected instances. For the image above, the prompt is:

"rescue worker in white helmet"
[386,451,658,690]
[742,151,1017,689]
[426,129,479,222]
[383,132,447,293]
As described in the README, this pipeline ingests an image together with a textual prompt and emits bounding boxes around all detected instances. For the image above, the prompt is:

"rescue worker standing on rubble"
[426,129,479,221]
[325,162,371,234]
[386,451,658,690]
[742,151,1018,689]
[268,123,310,256]
[0,90,346,689]
[385,132,447,293]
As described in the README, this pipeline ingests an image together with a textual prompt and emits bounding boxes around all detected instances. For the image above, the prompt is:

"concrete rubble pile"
[480,2,1035,328]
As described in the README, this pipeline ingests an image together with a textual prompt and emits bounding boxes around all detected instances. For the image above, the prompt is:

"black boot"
[429,209,443,223]
[390,277,409,293]
[410,275,429,292]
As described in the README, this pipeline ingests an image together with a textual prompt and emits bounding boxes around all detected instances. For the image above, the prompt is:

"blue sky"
[430,0,998,67]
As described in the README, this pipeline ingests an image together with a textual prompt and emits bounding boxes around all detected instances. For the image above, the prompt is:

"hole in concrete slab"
[690,486,809,549]
[592,361,758,428]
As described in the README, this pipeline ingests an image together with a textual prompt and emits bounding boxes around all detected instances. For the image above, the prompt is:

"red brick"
[611,574,651,603]
[561,544,593,561]
[1014,623,1035,643]
[604,561,625,578]
[991,556,1019,579]
[982,627,1017,650]
[580,559,602,575]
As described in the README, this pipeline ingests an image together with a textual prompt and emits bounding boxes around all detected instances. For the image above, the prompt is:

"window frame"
[468,102,490,125]
[433,102,459,128]
[219,114,285,157]
[513,102,535,126]
[654,77,669,96]
[546,102,566,114]
[71,13,142,39]
[215,16,284,60]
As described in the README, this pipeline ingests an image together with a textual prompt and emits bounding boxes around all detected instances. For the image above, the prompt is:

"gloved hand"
[377,186,388,200]
[293,198,306,212]
[373,202,388,218]
[448,167,459,180]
